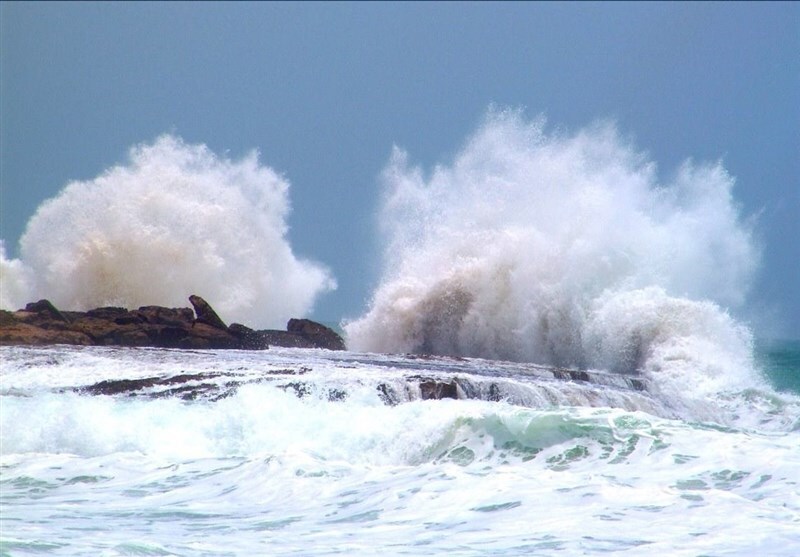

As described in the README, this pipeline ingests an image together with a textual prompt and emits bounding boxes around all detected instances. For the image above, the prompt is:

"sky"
[1,2,798,338]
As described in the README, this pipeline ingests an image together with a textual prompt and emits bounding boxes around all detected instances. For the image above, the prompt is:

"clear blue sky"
[1,2,798,337]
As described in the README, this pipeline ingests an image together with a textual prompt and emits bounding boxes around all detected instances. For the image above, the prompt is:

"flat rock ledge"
[0,295,345,351]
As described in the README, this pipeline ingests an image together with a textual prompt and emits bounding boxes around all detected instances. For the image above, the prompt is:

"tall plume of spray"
[0,135,335,328]
[346,109,759,396]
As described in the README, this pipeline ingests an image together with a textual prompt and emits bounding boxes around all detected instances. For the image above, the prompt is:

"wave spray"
[1,135,335,328]
[346,109,759,396]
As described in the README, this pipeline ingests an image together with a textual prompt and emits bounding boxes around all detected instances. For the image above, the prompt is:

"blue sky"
[1,2,798,337]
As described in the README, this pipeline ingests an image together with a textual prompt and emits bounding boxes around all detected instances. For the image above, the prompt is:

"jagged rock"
[189,294,228,330]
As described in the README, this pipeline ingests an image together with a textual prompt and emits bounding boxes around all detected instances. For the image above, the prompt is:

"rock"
[136,306,194,327]
[0,296,343,351]
[70,315,142,345]
[189,294,228,331]
[286,318,345,350]
[418,380,459,400]
[184,322,240,349]
[24,299,70,323]
[229,323,269,350]
[0,312,92,346]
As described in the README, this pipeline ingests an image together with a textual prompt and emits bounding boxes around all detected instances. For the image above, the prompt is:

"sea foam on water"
[346,109,759,397]
[0,135,335,328]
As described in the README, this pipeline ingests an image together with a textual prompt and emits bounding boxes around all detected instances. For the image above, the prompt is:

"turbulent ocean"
[1,343,799,556]
[2,109,799,555]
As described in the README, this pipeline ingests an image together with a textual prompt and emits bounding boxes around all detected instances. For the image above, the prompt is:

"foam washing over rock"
[346,110,759,398]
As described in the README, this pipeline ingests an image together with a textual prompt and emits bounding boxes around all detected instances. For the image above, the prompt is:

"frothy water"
[346,110,759,401]
[0,135,335,328]
[2,345,799,556]
[1,112,795,555]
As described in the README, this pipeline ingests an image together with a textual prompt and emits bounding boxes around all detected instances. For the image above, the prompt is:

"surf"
[0,135,335,328]
[346,109,761,405]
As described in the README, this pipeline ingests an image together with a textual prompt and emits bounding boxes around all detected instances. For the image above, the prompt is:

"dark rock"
[189,294,228,331]
[0,317,92,346]
[1,296,340,351]
[286,318,345,350]
[25,299,70,323]
[70,316,140,345]
[152,326,191,348]
[184,322,239,349]
[86,307,130,320]
[136,306,194,327]
[229,323,269,350]
[418,380,458,400]
[256,330,317,349]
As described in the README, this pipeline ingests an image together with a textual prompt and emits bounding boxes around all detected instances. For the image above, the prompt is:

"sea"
[1,341,798,557]
[2,111,799,555]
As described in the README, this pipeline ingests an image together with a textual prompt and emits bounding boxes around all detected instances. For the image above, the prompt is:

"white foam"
[346,109,759,397]
[1,135,335,328]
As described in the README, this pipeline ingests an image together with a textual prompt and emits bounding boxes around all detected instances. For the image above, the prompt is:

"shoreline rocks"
[0,295,345,351]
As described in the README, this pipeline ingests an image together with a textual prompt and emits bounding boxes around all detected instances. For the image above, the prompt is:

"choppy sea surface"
[1,343,798,557]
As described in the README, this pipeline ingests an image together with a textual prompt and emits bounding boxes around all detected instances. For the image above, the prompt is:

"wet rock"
[229,323,270,350]
[286,318,345,350]
[189,294,228,331]
[418,379,459,400]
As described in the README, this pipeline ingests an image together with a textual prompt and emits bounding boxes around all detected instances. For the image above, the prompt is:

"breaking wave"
[0,135,335,328]
[346,109,760,396]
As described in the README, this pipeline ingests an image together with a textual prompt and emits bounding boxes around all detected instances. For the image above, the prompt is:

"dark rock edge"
[0,295,345,351]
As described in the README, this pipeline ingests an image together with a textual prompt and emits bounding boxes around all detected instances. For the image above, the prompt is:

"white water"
[0,135,334,328]
[347,110,759,406]
[2,346,799,556]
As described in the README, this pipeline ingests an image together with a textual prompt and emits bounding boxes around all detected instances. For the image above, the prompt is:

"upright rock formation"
[189,294,228,330]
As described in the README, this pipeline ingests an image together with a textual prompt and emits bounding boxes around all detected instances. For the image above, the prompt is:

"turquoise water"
[757,339,800,393]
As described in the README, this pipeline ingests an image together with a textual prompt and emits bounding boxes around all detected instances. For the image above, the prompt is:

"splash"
[0,135,335,328]
[346,109,759,395]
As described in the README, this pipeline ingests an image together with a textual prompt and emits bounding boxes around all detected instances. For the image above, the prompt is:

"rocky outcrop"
[0,296,346,351]
[189,294,228,331]
[287,318,347,351]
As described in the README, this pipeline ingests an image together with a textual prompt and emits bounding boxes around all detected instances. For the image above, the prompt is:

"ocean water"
[1,344,799,556]
[2,110,798,555]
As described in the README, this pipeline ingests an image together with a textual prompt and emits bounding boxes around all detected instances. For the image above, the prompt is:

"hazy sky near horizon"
[1,2,798,337]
